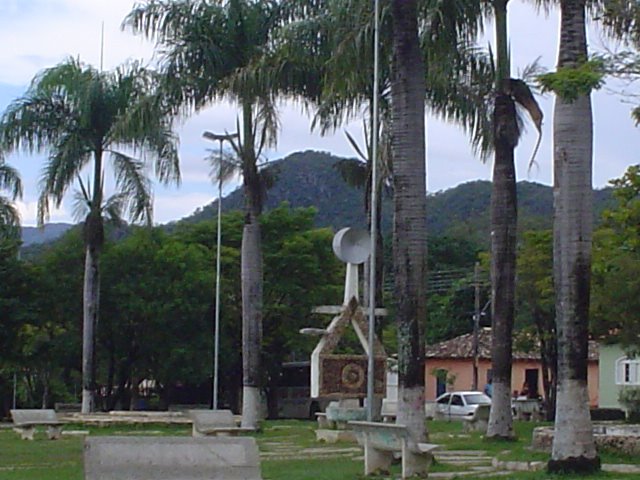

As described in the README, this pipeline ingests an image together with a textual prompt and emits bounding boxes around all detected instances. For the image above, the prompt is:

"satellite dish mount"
[332,227,371,305]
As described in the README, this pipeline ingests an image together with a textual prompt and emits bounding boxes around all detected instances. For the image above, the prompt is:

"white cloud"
[16,198,71,227]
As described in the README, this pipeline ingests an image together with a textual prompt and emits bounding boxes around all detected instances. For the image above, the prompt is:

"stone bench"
[10,409,65,440]
[348,420,440,479]
[462,404,490,433]
[188,409,254,437]
[380,399,397,423]
[325,401,366,429]
[84,436,262,480]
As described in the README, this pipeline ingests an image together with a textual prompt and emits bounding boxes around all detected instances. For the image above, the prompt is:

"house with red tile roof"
[424,328,599,406]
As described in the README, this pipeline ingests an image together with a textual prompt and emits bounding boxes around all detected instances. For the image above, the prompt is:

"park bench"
[512,398,543,421]
[188,409,255,437]
[380,399,397,423]
[10,409,66,440]
[348,420,440,479]
[462,404,490,433]
[84,436,262,480]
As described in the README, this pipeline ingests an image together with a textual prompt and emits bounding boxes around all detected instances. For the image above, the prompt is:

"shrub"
[618,387,640,423]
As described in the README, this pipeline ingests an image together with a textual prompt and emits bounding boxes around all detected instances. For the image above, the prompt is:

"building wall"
[425,357,599,406]
[599,343,625,409]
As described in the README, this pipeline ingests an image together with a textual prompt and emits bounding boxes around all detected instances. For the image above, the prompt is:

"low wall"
[532,424,640,455]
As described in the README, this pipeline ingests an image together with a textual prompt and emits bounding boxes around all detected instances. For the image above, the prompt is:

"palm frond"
[0,158,23,200]
[344,129,368,163]
[206,148,242,187]
[334,158,367,189]
[71,189,91,223]
[102,194,127,227]
[0,195,21,239]
[38,132,92,206]
[110,151,153,225]
[508,79,544,169]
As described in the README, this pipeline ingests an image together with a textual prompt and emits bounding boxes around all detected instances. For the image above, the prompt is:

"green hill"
[178,150,614,245]
[180,150,390,231]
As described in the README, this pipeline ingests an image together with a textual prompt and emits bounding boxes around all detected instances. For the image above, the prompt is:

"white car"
[434,391,491,419]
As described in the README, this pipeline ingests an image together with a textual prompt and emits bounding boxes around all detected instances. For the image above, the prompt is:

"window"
[615,357,640,385]
[451,395,463,406]
[437,394,450,404]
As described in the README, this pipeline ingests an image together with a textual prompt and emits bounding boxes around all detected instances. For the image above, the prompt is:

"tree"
[0,58,180,413]
[390,0,428,444]
[99,227,213,410]
[124,0,282,428]
[591,165,640,351]
[542,0,600,472]
[0,156,23,240]
[486,0,542,440]
[274,0,490,321]
[516,230,557,420]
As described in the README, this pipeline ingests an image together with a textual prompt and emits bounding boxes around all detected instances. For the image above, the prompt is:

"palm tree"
[0,156,23,241]
[390,0,428,444]
[124,0,282,428]
[0,58,180,413]
[275,0,490,323]
[485,0,542,439]
[547,0,600,471]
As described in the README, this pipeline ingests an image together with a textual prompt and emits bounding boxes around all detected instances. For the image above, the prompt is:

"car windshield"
[463,394,491,405]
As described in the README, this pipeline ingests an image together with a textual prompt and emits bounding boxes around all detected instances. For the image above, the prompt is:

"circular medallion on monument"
[341,362,365,389]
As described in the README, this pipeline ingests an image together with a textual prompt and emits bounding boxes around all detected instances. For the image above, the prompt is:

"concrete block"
[84,436,262,480]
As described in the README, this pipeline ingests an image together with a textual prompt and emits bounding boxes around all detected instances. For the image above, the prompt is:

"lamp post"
[203,130,238,410]
[367,0,380,422]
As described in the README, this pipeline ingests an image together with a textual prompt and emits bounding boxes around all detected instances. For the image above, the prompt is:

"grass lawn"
[0,419,638,479]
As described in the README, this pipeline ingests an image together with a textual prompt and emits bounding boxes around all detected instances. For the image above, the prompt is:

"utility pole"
[472,262,480,391]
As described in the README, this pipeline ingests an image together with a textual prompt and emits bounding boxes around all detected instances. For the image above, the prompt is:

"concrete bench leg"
[401,441,433,479]
[46,426,62,440]
[14,426,35,440]
[363,439,394,475]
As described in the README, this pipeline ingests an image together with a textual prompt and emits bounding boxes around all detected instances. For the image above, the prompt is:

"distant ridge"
[178,150,614,246]
[20,151,615,249]
[21,223,74,247]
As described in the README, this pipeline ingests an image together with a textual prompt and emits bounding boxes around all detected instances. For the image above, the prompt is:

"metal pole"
[367,0,380,422]
[203,130,238,410]
[213,139,223,410]
[13,372,17,409]
[472,262,480,391]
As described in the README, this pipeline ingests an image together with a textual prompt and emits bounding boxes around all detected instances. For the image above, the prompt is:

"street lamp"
[203,130,239,410]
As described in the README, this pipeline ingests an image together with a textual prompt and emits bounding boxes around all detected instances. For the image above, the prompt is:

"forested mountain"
[177,150,614,244]
[24,150,615,247]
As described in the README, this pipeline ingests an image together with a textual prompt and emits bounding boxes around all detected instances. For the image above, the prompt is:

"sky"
[0,1,639,226]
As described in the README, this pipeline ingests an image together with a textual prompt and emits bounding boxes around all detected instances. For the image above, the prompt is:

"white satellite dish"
[332,227,371,265]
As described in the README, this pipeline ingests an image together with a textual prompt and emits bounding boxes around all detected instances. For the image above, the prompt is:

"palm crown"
[0,57,180,230]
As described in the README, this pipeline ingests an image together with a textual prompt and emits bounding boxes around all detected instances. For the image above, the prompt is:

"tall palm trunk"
[486,0,516,439]
[240,101,263,429]
[391,0,427,444]
[81,152,104,414]
[548,0,599,472]
[81,244,100,413]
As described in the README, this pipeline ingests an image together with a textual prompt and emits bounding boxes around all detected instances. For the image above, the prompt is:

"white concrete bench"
[348,420,440,479]
[188,409,254,437]
[380,399,397,423]
[462,404,490,433]
[10,409,65,440]
[84,436,262,480]
[316,412,331,429]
